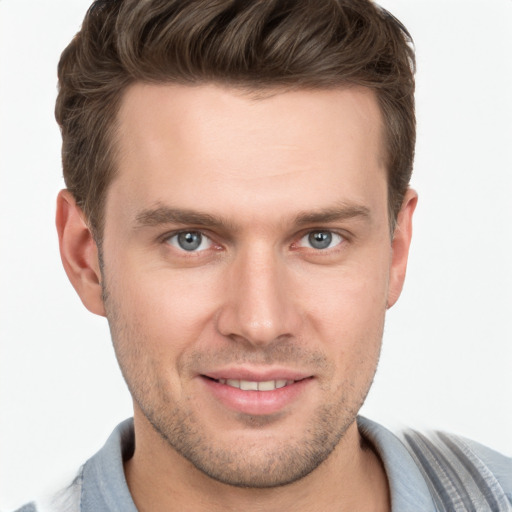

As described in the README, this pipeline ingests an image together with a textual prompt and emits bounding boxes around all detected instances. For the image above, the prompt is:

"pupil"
[309,231,332,249]
[178,232,201,251]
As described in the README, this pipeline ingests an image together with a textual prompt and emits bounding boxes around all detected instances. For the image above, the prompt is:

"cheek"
[305,260,389,327]
[300,260,389,367]
[104,267,222,402]
[106,261,222,353]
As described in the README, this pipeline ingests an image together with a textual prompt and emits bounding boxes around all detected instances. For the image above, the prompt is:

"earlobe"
[387,189,418,309]
[56,189,106,316]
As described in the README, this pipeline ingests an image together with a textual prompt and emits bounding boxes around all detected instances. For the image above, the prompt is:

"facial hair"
[102,282,381,488]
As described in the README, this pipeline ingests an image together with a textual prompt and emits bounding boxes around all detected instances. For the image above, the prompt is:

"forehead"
[116,83,385,163]
[109,83,387,227]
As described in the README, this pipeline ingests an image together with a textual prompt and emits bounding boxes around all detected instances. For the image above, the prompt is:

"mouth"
[199,373,313,415]
[204,376,299,391]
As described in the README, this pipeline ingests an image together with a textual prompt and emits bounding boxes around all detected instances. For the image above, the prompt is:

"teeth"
[218,379,294,391]
[258,380,278,391]
[240,380,259,391]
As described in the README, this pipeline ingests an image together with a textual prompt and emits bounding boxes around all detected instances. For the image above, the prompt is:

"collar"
[81,417,437,512]
[357,416,437,512]
[81,418,138,512]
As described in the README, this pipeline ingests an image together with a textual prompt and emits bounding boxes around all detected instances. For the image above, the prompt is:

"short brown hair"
[56,0,415,237]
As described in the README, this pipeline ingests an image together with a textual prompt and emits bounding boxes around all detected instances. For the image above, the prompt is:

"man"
[13,0,511,511]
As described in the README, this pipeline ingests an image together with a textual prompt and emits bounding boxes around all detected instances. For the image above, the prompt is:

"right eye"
[166,231,213,252]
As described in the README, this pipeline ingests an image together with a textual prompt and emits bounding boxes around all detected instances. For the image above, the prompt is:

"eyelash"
[163,230,217,254]
[295,231,345,251]
[162,228,347,255]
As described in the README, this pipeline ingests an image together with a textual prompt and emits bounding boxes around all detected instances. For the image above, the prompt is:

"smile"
[200,374,313,415]
[216,379,295,391]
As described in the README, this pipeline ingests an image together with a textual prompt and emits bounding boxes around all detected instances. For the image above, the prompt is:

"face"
[95,84,413,487]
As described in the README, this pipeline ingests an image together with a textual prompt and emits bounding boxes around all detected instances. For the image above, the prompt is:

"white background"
[1,0,511,509]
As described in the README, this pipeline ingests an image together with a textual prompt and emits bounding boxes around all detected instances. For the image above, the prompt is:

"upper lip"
[201,367,313,382]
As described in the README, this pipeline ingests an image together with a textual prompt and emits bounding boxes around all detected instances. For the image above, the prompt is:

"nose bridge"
[216,242,298,346]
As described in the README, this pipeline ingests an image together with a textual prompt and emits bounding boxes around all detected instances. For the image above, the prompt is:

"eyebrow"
[293,204,371,226]
[135,206,235,230]
[134,202,371,230]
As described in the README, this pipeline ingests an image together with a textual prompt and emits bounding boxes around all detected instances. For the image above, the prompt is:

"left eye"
[166,231,212,252]
[298,230,344,250]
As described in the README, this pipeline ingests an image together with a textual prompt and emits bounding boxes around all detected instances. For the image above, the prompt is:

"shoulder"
[9,468,83,512]
[10,505,38,512]
[358,416,512,512]
[9,419,136,512]
[401,429,512,511]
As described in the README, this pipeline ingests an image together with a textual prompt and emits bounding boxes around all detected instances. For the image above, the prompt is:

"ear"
[56,189,106,316]
[387,188,418,308]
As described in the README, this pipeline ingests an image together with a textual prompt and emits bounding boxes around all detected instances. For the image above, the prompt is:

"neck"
[124,414,390,512]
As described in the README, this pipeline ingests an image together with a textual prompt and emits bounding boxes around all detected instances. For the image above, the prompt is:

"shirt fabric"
[13,417,512,512]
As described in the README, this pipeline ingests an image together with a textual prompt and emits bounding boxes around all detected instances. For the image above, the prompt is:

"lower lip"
[200,376,313,416]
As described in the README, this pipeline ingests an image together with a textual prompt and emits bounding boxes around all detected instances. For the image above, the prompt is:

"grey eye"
[298,231,343,250]
[167,231,212,252]
[308,231,332,249]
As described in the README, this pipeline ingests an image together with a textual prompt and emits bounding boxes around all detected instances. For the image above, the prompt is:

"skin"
[57,83,417,512]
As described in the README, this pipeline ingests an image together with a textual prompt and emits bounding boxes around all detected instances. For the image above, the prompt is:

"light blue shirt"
[14,417,512,511]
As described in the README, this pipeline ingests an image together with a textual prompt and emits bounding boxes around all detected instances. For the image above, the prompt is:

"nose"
[215,245,301,347]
